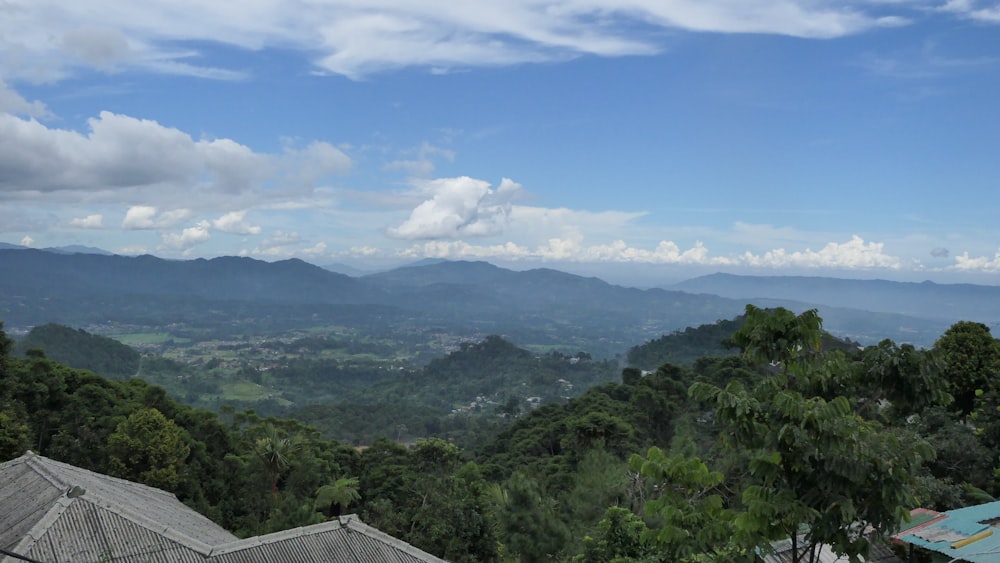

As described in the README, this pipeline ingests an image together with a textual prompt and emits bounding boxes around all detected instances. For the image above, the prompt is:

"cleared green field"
[219,381,287,403]
[111,332,192,345]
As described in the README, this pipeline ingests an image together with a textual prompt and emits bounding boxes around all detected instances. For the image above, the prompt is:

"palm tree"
[315,477,361,519]
[253,425,298,498]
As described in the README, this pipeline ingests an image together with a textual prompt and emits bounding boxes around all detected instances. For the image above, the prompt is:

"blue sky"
[1,1,999,286]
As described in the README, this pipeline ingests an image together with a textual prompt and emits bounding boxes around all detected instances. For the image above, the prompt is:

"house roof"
[0,451,446,563]
[894,501,1000,563]
[759,536,902,563]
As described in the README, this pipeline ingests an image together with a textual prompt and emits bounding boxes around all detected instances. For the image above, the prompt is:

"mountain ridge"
[0,249,974,349]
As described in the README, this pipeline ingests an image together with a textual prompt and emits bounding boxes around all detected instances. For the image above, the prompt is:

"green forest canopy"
[3,307,1000,561]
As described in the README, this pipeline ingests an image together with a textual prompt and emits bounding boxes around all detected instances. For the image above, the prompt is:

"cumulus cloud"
[0,81,50,118]
[738,236,903,269]
[394,234,905,270]
[249,231,329,258]
[0,111,348,210]
[61,26,134,70]
[212,210,261,235]
[160,225,211,251]
[951,249,1000,272]
[930,247,950,258]
[122,206,191,229]
[69,214,104,229]
[0,111,257,195]
[388,176,522,239]
[20,235,34,247]
[0,1,922,82]
[282,141,353,185]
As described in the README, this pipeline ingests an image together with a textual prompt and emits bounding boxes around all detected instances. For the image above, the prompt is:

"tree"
[730,305,822,377]
[858,339,951,418]
[579,506,656,563]
[499,471,570,562]
[628,446,739,562]
[315,477,360,518]
[253,424,299,498]
[933,321,1000,418]
[107,407,191,490]
[691,306,932,563]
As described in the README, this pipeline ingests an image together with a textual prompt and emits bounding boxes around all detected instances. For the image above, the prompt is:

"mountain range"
[1,248,993,351]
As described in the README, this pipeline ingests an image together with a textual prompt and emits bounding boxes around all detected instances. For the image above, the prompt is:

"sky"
[1,0,1000,286]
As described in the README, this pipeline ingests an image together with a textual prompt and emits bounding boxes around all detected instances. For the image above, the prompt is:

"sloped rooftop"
[895,501,1000,563]
[0,452,445,563]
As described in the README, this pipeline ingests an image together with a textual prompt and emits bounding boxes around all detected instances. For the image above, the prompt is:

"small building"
[0,451,445,563]
[758,535,902,563]
[894,501,1000,562]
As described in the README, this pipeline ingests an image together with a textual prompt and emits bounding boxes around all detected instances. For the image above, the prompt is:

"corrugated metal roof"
[0,450,236,550]
[896,501,1000,563]
[207,517,445,562]
[0,452,447,563]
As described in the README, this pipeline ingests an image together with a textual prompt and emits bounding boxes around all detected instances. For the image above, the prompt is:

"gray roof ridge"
[79,495,218,555]
[207,518,348,555]
[3,451,236,551]
[339,515,448,561]
[22,451,180,502]
[206,515,445,561]
[8,494,75,555]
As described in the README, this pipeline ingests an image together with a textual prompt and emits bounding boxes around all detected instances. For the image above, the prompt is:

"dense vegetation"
[14,322,141,378]
[4,308,1000,561]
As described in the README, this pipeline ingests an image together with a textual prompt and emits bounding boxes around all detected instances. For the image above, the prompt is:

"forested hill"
[14,323,140,378]
[627,317,743,370]
[626,314,862,371]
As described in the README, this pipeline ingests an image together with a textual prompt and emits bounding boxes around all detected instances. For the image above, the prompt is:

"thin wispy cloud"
[0,1,947,82]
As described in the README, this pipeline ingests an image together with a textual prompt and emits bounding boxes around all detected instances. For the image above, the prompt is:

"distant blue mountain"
[44,245,115,255]
[671,273,1000,327]
[0,250,967,348]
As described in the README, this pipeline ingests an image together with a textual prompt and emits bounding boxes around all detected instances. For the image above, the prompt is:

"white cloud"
[388,176,522,239]
[950,249,1000,272]
[160,225,211,251]
[281,141,353,186]
[262,231,303,247]
[385,142,455,178]
[738,235,903,269]
[939,0,1000,22]
[69,214,103,229]
[212,210,261,235]
[248,231,329,258]
[0,81,50,118]
[60,26,134,70]
[20,235,33,247]
[394,234,905,270]
[122,206,191,229]
[0,111,345,211]
[0,1,920,82]
[116,245,149,255]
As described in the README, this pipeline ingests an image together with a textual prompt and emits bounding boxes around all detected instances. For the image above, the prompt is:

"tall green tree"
[629,446,739,562]
[858,339,950,418]
[107,407,191,490]
[933,321,1000,418]
[253,424,299,498]
[692,306,932,563]
[499,471,570,562]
